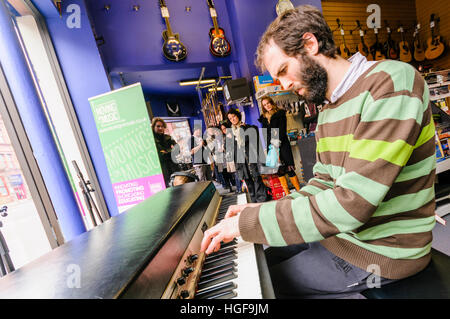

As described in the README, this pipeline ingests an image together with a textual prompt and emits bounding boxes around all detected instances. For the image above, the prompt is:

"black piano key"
[201,261,236,274]
[197,271,237,290]
[203,253,237,269]
[200,265,236,281]
[219,239,237,248]
[196,282,237,299]
[205,249,236,261]
[206,246,235,258]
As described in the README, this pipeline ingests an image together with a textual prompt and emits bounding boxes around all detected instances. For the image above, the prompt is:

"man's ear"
[302,32,319,55]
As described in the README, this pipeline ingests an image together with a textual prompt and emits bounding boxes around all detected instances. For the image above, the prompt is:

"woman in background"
[152,117,178,187]
[258,97,301,195]
[227,108,269,203]
[220,121,241,194]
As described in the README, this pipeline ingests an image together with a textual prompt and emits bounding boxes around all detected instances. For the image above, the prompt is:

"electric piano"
[0,182,274,299]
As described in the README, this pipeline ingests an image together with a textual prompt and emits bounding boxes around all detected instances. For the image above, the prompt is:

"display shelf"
[437,158,450,174]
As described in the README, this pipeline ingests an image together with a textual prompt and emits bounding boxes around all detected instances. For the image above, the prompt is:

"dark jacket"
[258,109,295,167]
[154,133,178,186]
[231,123,265,180]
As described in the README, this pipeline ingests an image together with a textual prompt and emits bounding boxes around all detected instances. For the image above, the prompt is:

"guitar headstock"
[429,13,440,29]
[385,20,392,34]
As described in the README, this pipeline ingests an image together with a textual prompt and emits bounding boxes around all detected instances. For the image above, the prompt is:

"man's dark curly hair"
[255,5,337,72]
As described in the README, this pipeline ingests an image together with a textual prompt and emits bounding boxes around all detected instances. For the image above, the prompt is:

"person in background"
[152,117,178,187]
[227,108,269,203]
[191,127,212,181]
[258,96,302,195]
[220,121,241,194]
[206,126,233,193]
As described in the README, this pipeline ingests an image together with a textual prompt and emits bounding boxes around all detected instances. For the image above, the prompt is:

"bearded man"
[201,5,436,298]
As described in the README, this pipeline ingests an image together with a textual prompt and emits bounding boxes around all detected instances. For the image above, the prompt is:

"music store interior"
[0,0,449,300]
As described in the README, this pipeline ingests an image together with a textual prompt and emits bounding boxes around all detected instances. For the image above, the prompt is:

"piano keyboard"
[194,193,263,299]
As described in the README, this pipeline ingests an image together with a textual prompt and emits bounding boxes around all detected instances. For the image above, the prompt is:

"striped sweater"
[239,60,436,279]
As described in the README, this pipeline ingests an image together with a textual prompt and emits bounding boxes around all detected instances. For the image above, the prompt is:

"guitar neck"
[212,16,220,33]
[164,17,174,36]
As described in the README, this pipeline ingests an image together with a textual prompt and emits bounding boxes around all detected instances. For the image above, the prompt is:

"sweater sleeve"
[239,91,434,246]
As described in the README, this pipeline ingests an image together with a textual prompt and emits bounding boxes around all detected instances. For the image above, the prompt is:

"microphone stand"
[0,206,14,277]
[72,161,103,227]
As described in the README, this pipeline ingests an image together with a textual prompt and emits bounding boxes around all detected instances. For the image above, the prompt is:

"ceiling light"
[179,79,216,86]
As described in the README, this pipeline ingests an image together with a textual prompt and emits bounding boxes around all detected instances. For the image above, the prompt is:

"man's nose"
[279,78,293,91]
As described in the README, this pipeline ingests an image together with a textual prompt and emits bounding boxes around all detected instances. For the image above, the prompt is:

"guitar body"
[162,30,187,61]
[384,39,398,59]
[414,44,426,62]
[399,41,412,63]
[209,27,231,57]
[358,42,373,60]
[339,43,351,59]
[425,36,445,60]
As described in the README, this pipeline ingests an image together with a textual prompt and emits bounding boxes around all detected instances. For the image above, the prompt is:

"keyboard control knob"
[180,290,190,299]
[182,267,194,276]
[187,254,198,263]
[176,276,186,286]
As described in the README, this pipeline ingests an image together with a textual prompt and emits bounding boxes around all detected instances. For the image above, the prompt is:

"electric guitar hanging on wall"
[159,0,187,62]
[398,24,412,63]
[207,0,231,57]
[425,14,445,60]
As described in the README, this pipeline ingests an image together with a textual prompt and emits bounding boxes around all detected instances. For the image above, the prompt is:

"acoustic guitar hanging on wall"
[207,0,231,57]
[398,24,412,63]
[425,14,445,60]
[159,0,187,62]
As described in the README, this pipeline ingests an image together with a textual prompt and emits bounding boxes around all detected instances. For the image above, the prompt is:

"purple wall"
[84,0,322,127]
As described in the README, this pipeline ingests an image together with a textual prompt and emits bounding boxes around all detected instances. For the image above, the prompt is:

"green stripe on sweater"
[315,189,364,232]
[350,139,413,166]
[292,196,324,242]
[337,233,432,259]
[300,184,325,196]
[258,201,286,246]
[373,186,435,217]
[414,120,435,149]
[318,93,366,126]
[395,154,436,182]
[353,215,436,241]
[365,60,416,93]
[361,95,423,125]
[336,171,389,206]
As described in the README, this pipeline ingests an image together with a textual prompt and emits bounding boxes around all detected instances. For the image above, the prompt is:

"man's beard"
[294,54,328,105]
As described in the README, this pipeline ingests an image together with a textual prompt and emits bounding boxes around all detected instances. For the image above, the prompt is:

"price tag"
[374,28,378,34]
[430,21,435,28]
[359,30,364,37]
[210,8,217,18]
[399,27,404,33]
[340,29,345,35]
[387,27,391,33]
[161,7,170,18]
